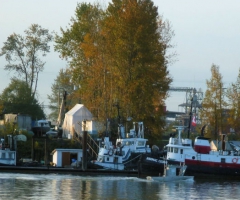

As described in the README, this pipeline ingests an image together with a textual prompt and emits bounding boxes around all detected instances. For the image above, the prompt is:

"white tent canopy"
[62,104,94,138]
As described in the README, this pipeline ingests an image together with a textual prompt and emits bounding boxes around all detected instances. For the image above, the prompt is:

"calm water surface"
[0,173,239,200]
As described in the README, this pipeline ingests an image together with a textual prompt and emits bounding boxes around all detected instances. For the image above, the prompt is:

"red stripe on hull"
[186,159,240,168]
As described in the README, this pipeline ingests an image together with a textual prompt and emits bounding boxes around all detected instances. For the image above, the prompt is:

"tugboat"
[91,122,165,174]
[166,126,240,176]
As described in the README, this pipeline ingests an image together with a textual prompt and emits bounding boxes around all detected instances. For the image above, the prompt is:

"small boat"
[166,126,240,176]
[0,138,16,166]
[32,119,50,137]
[146,163,194,182]
[0,134,27,166]
[90,122,165,174]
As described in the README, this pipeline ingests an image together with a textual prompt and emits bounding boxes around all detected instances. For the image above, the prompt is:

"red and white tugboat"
[166,126,240,176]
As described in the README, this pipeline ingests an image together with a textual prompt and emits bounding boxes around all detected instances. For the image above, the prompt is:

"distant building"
[4,114,32,131]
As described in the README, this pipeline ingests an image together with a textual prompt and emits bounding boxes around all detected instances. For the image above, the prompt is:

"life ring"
[232,158,238,163]
[108,149,113,156]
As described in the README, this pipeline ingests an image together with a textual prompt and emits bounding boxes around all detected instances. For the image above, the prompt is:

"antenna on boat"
[173,126,186,143]
[138,122,144,138]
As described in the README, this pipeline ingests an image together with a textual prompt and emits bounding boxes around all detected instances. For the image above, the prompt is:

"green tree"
[200,64,226,139]
[0,24,53,99]
[0,78,45,119]
[54,1,174,141]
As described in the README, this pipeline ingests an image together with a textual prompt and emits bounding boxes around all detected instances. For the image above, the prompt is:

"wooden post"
[45,137,48,166]
[82,120,87,170]
[31,137,34,161]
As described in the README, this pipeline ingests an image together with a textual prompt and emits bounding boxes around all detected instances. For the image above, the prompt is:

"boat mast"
[187,97,193,138]
[113,102,122,139]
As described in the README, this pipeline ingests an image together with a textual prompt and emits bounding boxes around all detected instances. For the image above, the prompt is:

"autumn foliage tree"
[200,64,227,139]
[226,69,240,138]
[54,1,174,142]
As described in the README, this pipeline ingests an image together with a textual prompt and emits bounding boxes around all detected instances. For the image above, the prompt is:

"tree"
[226,68,240,136]
[55,2,110,119]
[0,78,45,119]
[0,24,53,99]
[102,0,172,140]
[54,1,174,141]
[47,68,76,121]
[200,64,226,139]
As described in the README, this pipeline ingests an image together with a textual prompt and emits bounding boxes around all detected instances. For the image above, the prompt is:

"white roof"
[62,104,93,137]
[51,148,82,155]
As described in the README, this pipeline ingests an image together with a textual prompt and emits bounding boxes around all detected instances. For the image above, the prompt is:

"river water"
[0,173,239,200]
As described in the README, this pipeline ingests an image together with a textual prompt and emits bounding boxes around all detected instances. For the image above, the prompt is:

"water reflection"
[0,173,239,199]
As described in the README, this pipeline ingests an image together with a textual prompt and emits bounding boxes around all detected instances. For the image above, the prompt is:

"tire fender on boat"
[117,142,121,147]
[232,158,238,163]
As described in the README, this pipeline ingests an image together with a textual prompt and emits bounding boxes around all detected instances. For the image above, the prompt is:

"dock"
[0,166,139,177]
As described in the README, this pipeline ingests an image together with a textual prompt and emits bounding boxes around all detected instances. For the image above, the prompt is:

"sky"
[1,0,240,117]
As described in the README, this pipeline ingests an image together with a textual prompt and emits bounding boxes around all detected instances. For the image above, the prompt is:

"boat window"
[9,152,14,159]
[137,141,145,146]
[2,153,5,158]
[221,158,225,163]
[180,149,183,154]
[174,148,178,153]
[125,141,134,146]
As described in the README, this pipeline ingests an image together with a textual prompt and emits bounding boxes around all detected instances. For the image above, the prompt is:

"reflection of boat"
[90,122,165,174]
[146,163,194,182]
[166,126,240,176]
[32,120,50,137]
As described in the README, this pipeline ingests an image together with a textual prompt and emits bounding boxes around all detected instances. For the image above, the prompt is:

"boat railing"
[169,138,181,145]
[75,133,99,159]
[182,139,192,146]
